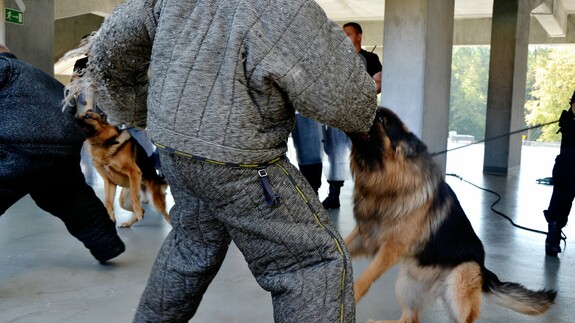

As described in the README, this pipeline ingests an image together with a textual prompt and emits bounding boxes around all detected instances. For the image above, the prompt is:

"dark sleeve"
[361,51,382,77]
[559,109,575,133]
[0,57,12,90]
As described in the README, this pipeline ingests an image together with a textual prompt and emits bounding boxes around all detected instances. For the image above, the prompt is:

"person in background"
[290,114,324,195]
[73,0,377,321]
[322,22,382,209]
[343,22,382,92]
[543,90,575,256]
[0,44,125,264]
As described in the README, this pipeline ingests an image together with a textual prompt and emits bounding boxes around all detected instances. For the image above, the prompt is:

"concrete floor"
[1,142,574,323]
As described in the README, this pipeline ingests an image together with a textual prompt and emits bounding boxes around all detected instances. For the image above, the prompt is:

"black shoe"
[545,221,562,257]
[322,180,344,209]
[322,195,340,209]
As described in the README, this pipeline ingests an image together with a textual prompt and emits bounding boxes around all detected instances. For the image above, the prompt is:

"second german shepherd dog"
[346,108,556,322]
[77,110,170,228]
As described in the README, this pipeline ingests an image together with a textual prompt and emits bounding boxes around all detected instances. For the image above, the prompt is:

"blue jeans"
[323,126,351,181]
[291,114,323,165]
[291,115,351,181]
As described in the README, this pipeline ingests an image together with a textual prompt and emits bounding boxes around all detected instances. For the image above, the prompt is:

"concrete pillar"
[380,0,455,172]
[483,0,532,175]
[1,1,5,43]
[4,0,54,76]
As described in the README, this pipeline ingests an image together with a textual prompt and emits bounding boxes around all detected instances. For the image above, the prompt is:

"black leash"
[431,119,559,157]
[439,118,567,248]
[446,173,567,248]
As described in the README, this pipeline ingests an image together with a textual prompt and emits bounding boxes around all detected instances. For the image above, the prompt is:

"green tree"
[449,46,490,140]
[525,46,575,142]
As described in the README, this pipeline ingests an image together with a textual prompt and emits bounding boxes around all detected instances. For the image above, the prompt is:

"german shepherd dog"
[346,108,556,322]
[77,110,170,228]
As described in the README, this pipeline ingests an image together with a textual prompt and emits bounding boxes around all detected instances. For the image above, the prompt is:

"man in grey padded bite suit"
[79,0,377,321]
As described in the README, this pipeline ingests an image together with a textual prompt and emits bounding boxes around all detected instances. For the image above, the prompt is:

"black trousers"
[545,154,575,228]
[0,148,124,261]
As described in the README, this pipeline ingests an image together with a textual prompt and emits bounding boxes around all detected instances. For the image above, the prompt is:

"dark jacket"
[0,52,85,157]
[358,49,382,77]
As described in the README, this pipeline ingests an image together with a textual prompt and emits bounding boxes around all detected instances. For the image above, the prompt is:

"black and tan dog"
[77,110,170,228]
[346,108,556,322]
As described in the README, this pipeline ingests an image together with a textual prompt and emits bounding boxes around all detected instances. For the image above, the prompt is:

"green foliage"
[449,45,575,143]
[525,46,575,142]
[449,46,490,140]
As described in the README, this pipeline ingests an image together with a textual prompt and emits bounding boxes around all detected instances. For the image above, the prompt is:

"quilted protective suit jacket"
[87,0,377,164]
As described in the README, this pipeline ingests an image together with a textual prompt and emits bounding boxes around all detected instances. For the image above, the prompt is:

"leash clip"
[257,168,280,207]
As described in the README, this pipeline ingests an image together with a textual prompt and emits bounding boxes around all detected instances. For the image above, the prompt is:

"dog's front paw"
[119,222,133,228]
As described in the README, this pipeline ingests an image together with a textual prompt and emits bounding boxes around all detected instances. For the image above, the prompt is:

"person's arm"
[87,0,158,129]
[266,1,377,133]
[363,52,382,94]
[372,71,382,94]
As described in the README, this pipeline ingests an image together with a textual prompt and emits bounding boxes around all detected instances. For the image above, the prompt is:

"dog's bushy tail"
[482,267,556,315]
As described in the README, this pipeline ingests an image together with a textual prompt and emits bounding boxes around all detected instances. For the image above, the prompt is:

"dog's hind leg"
[120,187,134,211]
[101,177,117,223]
[443,262,482,323]
[119,187,147,227]
[120,169,144,228]
[393,263,431,323]
[140,184,149,204]
[150,182,170,224]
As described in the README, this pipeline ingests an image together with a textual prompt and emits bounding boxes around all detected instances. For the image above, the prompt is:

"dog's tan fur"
[78,110,170,228]
[347,108,556,322]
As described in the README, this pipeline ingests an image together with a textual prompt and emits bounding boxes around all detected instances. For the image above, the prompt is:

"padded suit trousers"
[134,151,355,323]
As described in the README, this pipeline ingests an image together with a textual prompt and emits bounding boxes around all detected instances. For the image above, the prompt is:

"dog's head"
[76,109,108,138]
[349,107,428,171]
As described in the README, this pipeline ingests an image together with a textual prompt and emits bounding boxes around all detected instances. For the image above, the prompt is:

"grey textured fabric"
[135,152,355,322]
[84,0,377,321]
[87,0,377,165]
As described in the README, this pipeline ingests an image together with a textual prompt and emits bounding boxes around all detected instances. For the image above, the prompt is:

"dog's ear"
[378,108,406,150]
[397,133,427,158]
[379,108,427,158]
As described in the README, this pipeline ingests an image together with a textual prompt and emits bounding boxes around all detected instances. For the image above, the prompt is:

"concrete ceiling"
[55,0,575,38]
[313,0,575,21]
[53,0,575,76]
[55,0,575,20]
